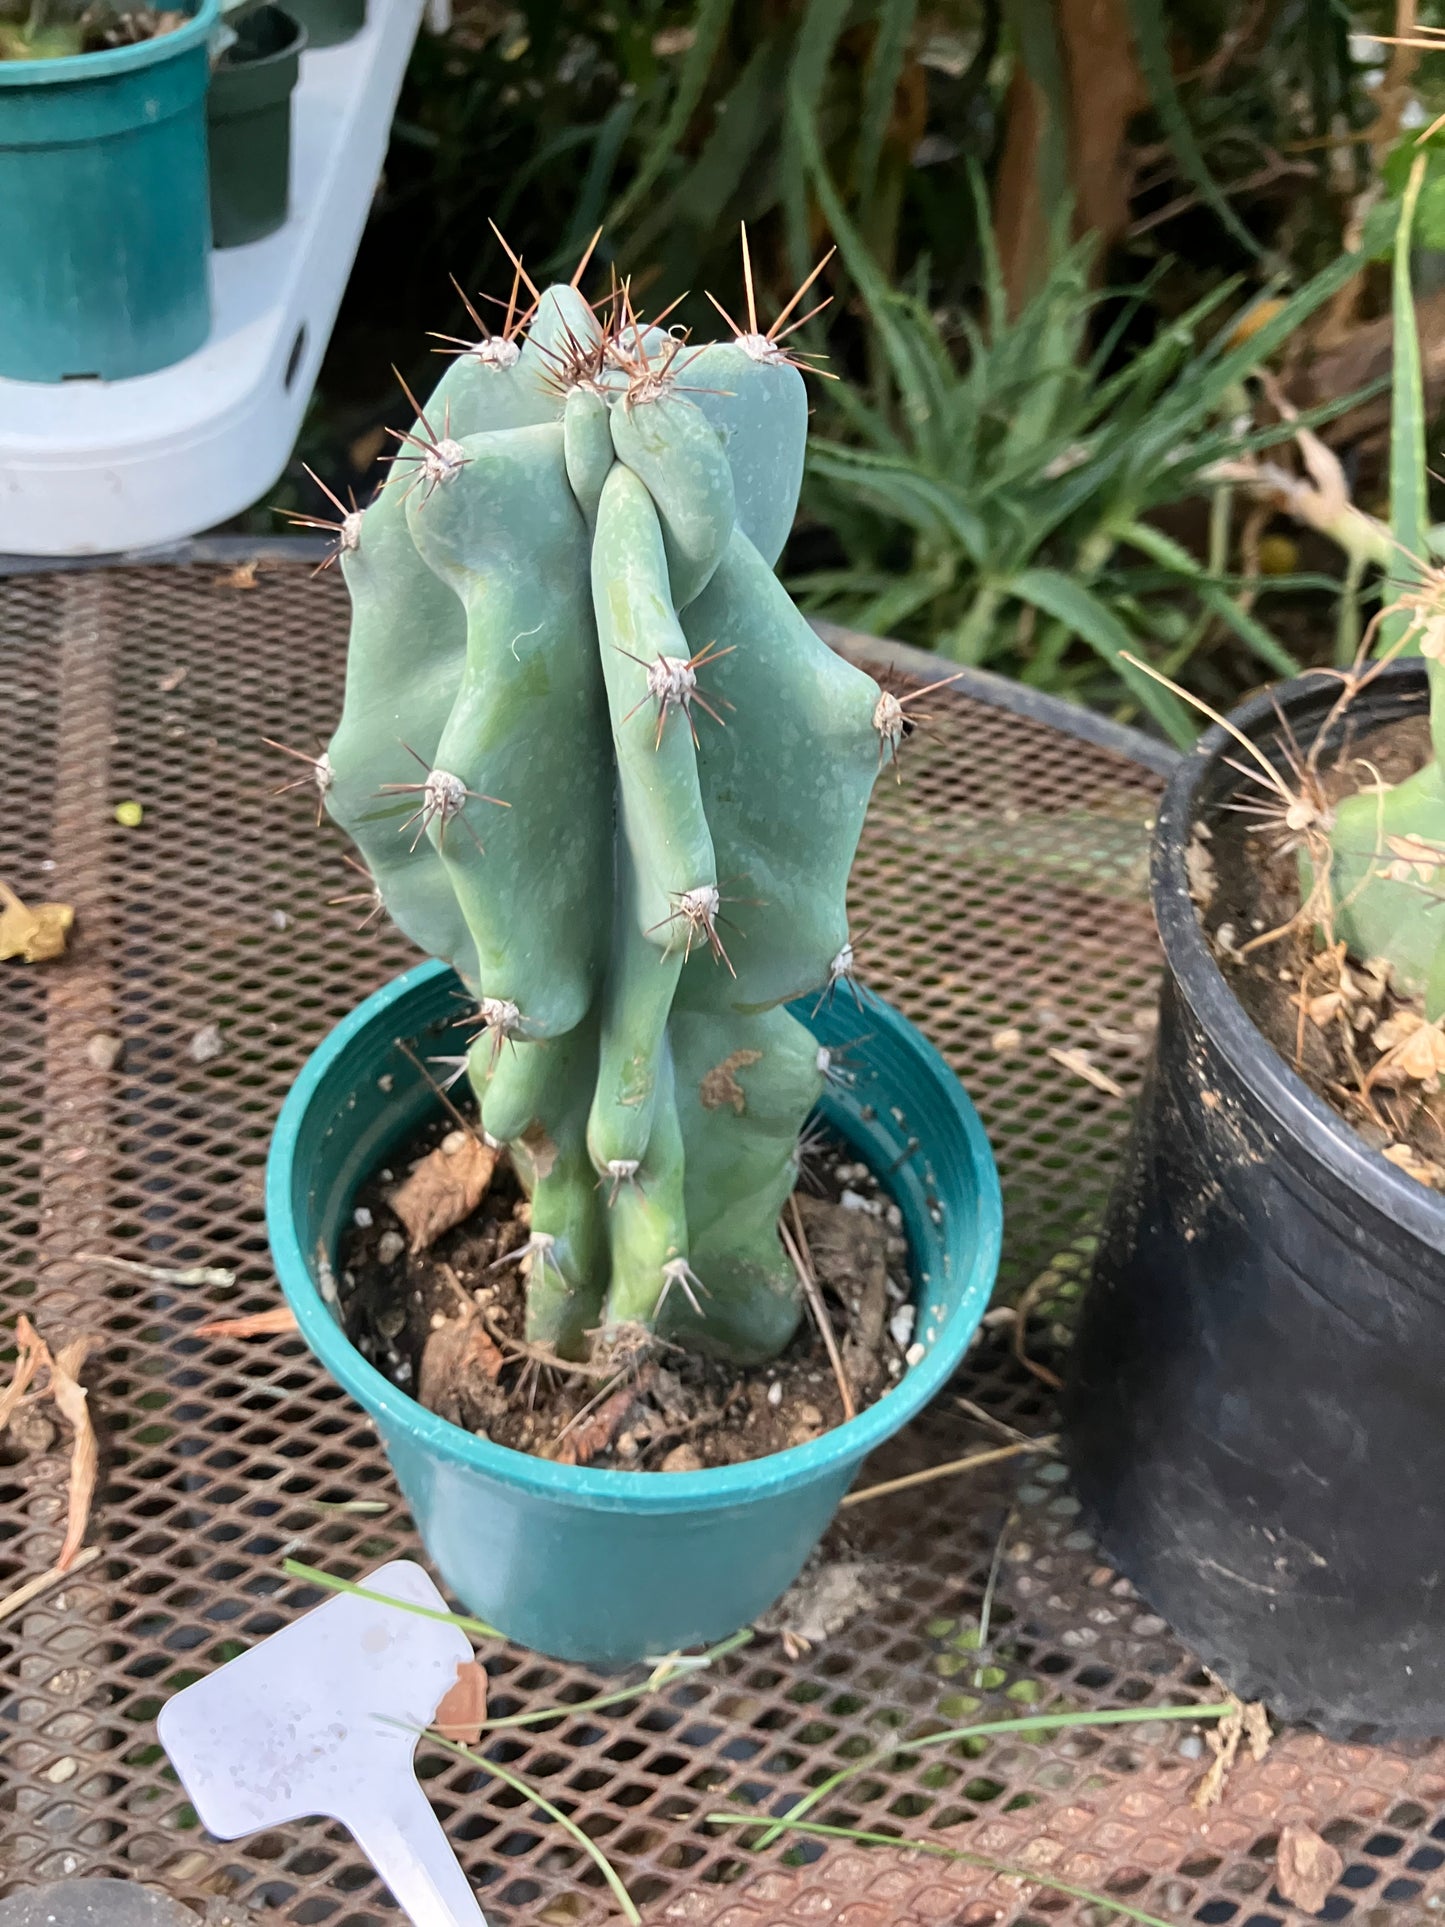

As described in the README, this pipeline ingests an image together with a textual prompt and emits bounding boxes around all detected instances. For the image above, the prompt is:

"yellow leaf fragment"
[0,880,74,963]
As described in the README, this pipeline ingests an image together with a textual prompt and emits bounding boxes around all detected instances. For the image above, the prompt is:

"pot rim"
[0,0,219,85]
[1154,656,1445,1251]
[267,958,1003,1514]
[214,2,306,72]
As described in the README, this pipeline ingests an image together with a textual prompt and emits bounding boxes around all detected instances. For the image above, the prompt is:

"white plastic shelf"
[0,0,424,558]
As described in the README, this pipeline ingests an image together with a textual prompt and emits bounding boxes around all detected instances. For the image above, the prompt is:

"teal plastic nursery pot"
[0,0,219,382]
[267,961,1002,1665]
[208,4,305,248]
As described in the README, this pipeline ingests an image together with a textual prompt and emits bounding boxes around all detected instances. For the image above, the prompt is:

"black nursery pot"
[208,4,305,248]
[1065,658,1445,1738]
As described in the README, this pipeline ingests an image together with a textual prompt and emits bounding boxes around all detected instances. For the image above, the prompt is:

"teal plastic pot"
[283,0,365,46]
[267,961,1002,1664]
[208,5,305,249]
[0,0,218,382]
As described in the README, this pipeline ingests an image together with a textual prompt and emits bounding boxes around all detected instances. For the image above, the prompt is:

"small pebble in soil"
[377,1230,405,1265]
[353,1206,373,1229]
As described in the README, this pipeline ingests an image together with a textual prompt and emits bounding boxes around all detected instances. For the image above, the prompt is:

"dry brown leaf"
[0,880,75,963]
[390,1132,496,1253]
[418,1316,505,1424]
[1369,1011,1445,1089]
[433,1658,489,1743]
[47,1334,99,1573]
[1275,1821,1343,1915]
[0,1545,101,1626]
[197,1305,300,1338]
[1382,1141,1445,1187]
[550,1367,655,1467]
[1048,1046,1125,1100]
[0,1315,48,1437]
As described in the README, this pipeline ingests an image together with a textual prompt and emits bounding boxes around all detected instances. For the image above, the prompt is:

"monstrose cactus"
[305,244,898,1365]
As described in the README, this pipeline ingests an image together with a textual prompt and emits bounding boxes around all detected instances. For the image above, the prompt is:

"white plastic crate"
[0,0,424,558]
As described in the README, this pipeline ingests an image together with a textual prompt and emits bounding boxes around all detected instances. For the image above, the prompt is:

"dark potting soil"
[1198,707,1445,1187]
[335,1117,916,1470]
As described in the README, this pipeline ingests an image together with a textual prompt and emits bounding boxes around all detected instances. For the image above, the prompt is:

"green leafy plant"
[301,246,889,1366]
[790,105,1376,746]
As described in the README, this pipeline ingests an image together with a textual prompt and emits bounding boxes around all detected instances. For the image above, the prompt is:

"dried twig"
[75,1251,235,1287]
[841,1436,1058,1508]
[782,1195,856,1421]
[1013,1272,1066,1392]
[0,1545,101,1625]
[49,1335,99,1572]
[197,1306,300,1339]
[0,1316,48,1436]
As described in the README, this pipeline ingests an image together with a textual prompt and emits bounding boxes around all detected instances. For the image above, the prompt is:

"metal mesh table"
[2,556,1442,1927]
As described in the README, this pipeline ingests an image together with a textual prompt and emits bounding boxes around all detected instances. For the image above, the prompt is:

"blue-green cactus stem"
[322,259,887,1366]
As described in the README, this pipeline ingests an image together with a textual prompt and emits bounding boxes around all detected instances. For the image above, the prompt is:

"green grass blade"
[855,0,917,209]
[1383,152,1428,652]
[1116,519,1300,677]
[607,0,732,228]
[1004,0,1069,237]
[708,1815,1178,1927]
[1008,568,1195,745]
[281,1559,503,1640]
[478,1629,753,1732]
[1124,0,1263,258]
[782,0,851,280]
[750,1700,1234,1848]
[430,1736,642,1925]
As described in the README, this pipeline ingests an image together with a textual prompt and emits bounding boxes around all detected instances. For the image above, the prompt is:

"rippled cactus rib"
[321,241,888,1364]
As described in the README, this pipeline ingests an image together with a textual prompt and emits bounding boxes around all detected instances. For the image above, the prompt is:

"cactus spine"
[321,247,884,1364]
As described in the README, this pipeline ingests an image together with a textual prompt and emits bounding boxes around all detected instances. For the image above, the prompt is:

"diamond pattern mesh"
[1,559,1441,1927]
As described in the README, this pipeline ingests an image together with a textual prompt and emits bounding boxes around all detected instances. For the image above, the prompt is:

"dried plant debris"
[1193,1690,1271,1810]
[755,1556,903,1657]
[340,1121,912,1471]
[1274,1821,1344,1915]
[389,1129,497,1253]
[0,4,185,58]
[197,1306,300,1339]
[1204,705,1445,1189]
[0,1316,100,1573]
[0,879,74,962]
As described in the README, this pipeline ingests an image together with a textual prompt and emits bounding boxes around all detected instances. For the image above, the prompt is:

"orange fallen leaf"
[390,1132,496,1253]
[197,1305,300,1338]
[1275,1822,1343,1915]
[433,1658,489,1743]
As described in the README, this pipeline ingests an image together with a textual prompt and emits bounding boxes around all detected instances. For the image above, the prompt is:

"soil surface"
[1198,707,1445,1187]
[336,1118,915,1470]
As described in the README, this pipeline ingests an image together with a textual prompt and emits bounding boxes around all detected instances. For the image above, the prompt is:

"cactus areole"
[320,257,891,1367]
